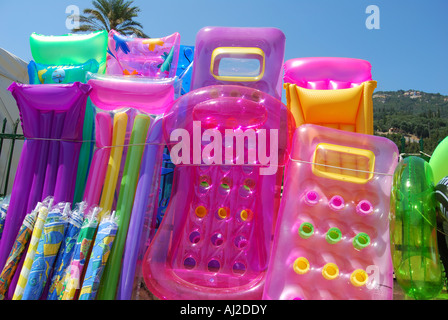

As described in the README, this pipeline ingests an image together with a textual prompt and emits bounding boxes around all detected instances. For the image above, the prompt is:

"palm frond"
[118,26,149,38]
[72,0,148,37]
[82,8,110,30]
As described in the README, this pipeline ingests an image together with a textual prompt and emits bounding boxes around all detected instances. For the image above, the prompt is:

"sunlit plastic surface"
[28,59,99,84]
[390,156,443,300]
[0,83,91,279]
[429,136,448,184]
[284,81,376,133]
[283,57,373,89]
[142,85,294,300]
[30,31,108,73]
[283,57,375,133]
[176,45,194,95]
[87,72,177,114]
[191,27,285,100]
[106,30,180,78]
[263,124,398,300]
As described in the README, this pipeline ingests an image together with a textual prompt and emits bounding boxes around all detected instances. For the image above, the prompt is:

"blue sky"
[1,0,447,95]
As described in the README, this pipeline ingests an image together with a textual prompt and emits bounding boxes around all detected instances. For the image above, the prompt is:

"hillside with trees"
[373,90,448,156]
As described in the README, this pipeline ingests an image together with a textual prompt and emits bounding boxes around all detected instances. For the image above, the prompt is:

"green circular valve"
[200,181,210,188]
[353,233,371,250]
[326,227,342,244]
[298,222,314,239]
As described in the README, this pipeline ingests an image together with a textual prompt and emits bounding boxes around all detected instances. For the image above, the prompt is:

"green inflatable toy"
[28,59,99,84]
[29,30,108,73]
[429,136,448,185]
[390,156,443,300]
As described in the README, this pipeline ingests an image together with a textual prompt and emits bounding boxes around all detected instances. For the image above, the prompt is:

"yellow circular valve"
[293,257,310,275]
[322,263,339,280]
[240,209,253,222]
[217,207,228,219]
[350,269,369,287]
[195,206,207,218]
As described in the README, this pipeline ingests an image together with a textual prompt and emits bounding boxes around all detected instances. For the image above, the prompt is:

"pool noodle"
[72,98,95,205]
[97,113,150,300]
[117,117,163,300]
[98,112,128,220]
[83,113,113,209]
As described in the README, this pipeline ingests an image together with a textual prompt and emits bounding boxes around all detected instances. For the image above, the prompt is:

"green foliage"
[373,90,448,155]
[73,0,148,37]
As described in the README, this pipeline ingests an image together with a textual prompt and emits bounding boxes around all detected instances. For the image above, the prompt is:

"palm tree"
[73,0,149,37]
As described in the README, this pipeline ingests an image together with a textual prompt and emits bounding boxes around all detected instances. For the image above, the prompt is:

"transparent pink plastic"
[82,112,112,210]
[191,27,285,100]
[283,57,373,89]
[142,85,294,300]
[106,30,180,78]
[263,124,398,300]
[87,73,176,114]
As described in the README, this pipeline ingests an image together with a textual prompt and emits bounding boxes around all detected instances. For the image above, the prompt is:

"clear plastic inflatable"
[106,30,180,78]
[263,124,398,300]
[142,85,294,300]
[28,59,99,84]
[283,57,373,89]
[390,156,443,300]
[283,57,376,134]
[176,45,194,95]
[87,72,178,114]
[429,136,448,184]
[191,26,285,100]
[85,73,179,300]
[29,31,108,73]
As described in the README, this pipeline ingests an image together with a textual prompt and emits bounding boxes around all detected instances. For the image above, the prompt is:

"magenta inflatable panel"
[87,73,176,114]
[263,124,398,300]
[191,27,285,100]
[0,82,91,276]
[283,57,373,89]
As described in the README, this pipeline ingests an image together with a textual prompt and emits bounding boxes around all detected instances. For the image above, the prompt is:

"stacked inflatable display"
[0,25,446,300]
